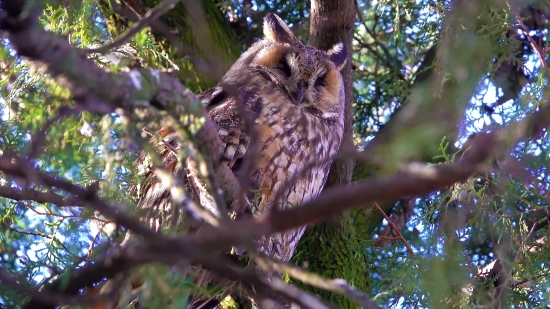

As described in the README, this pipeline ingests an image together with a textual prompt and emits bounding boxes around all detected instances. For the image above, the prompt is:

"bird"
[133,12,347,264]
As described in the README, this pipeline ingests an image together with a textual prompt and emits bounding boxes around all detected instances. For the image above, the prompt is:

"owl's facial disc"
[280,53,314,105]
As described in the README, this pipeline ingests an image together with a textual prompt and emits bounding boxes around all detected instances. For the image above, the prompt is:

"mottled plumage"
[135,13,347,264]
[197,13,347,262]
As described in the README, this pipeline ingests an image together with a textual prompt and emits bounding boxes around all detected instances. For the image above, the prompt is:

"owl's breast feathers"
[132,12,347,266]
[199,70,344,215]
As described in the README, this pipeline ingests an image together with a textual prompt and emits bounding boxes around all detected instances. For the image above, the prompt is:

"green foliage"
[97,0,241,93]
[0,3,138,306]
[2,0,550,308]
[352,0,446,138]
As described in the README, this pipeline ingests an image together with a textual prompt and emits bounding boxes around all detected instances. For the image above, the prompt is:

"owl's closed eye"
[198,13,348,262]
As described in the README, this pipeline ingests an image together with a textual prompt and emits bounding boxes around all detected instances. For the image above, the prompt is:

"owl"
[197,13,347,262]
[134,13,347,264]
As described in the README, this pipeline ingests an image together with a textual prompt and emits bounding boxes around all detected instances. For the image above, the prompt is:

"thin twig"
[2,221,80,259]
[354,0,363,22]
[252,253,385,309]
[82,0,182,55]
[201,257,337,309]
[26,106,81,159]
[109,0,224,80]
[516,13,549,78]
[20,246,144,309]
[0,154,163,244]
[374,201,415,255]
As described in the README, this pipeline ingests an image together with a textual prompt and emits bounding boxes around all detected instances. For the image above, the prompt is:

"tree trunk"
[96,0,240,93]
[290,1,367,308]
[309,0,356,188]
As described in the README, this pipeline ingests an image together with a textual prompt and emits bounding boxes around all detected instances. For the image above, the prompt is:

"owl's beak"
[292,80,307,104]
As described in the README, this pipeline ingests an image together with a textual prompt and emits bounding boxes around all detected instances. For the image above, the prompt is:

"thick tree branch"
[254,253,385,309]
[0,154,162,243]
[0,268,110,308]
[19,247,143,309]
[0,185,80,206]
[0,0,240,207]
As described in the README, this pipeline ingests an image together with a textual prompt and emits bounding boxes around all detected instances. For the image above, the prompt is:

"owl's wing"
[198,85,267,210]
[198,87,253,171]
[128,126,184,231]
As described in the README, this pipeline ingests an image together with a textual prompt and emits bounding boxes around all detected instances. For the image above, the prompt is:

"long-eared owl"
[135,13,347,264]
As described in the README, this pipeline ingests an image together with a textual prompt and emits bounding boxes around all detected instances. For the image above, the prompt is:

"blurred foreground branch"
[3,0,550,308]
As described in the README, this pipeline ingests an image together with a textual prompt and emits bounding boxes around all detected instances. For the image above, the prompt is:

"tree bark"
[309,0,356,188]
[290,1,366,308]
[96,0,240,93]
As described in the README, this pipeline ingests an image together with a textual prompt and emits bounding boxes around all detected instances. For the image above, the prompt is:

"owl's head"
[223,13,347,122]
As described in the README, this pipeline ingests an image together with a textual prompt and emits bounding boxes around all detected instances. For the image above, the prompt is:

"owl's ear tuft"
[263,13,300,45]
[327,43,347,71]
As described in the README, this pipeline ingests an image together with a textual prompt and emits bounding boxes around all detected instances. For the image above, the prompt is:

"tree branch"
[0,185,80,206]
[0,268,110,308]
[0,0,241,207]
[82,0,182,55]
[0,153,162,243]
